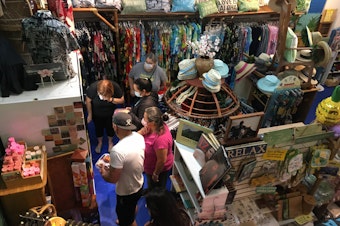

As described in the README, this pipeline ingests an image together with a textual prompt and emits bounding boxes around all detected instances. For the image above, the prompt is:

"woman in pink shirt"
[138,107,174,189]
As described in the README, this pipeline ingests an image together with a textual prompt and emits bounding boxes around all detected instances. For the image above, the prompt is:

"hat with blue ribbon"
[202,69,221,93]
[177,59,197,80]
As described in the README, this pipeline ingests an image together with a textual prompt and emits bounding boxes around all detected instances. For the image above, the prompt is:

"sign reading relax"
[225,141,267,159]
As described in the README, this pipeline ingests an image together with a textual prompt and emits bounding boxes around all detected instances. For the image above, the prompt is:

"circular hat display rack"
[164,78,240,119]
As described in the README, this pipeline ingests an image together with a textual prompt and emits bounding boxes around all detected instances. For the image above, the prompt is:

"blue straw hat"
[256,75,281,95]
[213,59,229,78]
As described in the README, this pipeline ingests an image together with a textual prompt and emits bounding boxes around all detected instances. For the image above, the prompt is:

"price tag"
[262,147,287,161]
[295,214,313,225]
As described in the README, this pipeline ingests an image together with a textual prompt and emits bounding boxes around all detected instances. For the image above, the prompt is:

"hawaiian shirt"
[22,10,79,75]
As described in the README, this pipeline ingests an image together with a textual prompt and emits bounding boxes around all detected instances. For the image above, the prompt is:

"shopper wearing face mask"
[138,107,174,190]
[117,78,159,130]
[128,52,167,102]
[86,79,124,153]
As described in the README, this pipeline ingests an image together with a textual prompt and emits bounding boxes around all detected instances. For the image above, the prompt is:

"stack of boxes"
[71,149,94,207]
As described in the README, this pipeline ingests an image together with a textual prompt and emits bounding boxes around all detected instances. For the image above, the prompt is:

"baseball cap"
[112,112,137,130]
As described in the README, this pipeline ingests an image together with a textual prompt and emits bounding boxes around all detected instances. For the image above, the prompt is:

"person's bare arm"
[128,76,135,97]
[99,165,122,184]
[152,148,167,182]
[110,96,125,105]
[85,96,92,124]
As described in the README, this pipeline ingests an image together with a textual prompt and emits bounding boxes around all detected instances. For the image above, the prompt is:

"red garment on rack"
[48,0,75,34]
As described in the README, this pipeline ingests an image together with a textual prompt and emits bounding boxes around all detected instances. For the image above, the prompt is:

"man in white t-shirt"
[98,112,145,226]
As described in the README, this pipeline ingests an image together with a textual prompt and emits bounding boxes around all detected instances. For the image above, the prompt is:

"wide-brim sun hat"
[235,61,256,81]
[296,49,312,62]
[213,59,229,78]
[257,75,281,95]
[268,0,296,13]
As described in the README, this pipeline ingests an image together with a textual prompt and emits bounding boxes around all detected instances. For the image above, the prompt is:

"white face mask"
[134,90,142,97]
[141,118,147,127]
[144,62,153,71]
[98,93,104,100]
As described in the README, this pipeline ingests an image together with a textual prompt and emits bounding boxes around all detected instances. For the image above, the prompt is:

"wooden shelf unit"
[0,152,47,226]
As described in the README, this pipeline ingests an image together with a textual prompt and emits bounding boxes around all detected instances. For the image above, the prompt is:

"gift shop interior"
[1,0,340,225]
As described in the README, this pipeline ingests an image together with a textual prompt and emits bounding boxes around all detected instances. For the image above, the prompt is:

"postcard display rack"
[172,122,336,225]
[0,52,96,225]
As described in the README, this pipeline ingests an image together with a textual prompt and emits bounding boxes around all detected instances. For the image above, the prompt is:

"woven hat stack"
[235,61,256,81]
[202,69,221,93]
[213,59,229,78]
[296,49,313,62]
[177,59,197,80]
[255,53,272,73]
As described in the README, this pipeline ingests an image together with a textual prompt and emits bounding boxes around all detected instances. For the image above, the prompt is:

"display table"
[0,152,47,225]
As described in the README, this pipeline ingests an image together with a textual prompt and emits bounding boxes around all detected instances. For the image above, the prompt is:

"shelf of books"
[174,142,206,198]
[173,161,202,212]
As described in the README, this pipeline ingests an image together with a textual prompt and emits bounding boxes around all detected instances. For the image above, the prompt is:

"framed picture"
[176,119,213,148]
[223,112,264,146]
[199,145,231,195]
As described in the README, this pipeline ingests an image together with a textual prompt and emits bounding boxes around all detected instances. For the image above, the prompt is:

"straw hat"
[306,26,323,47]
[202,69,221,93]
[268,0,296,13]
[314,41,332,68]
[296,49,312,62]
[177,59,197,80]
[312,31,323,45]
[297,67,318,86]
[213,59,229,78]
[235,61,256,81]
[256,75,281,95]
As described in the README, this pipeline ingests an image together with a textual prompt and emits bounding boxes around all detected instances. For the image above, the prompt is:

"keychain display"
[263,87,304,127]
